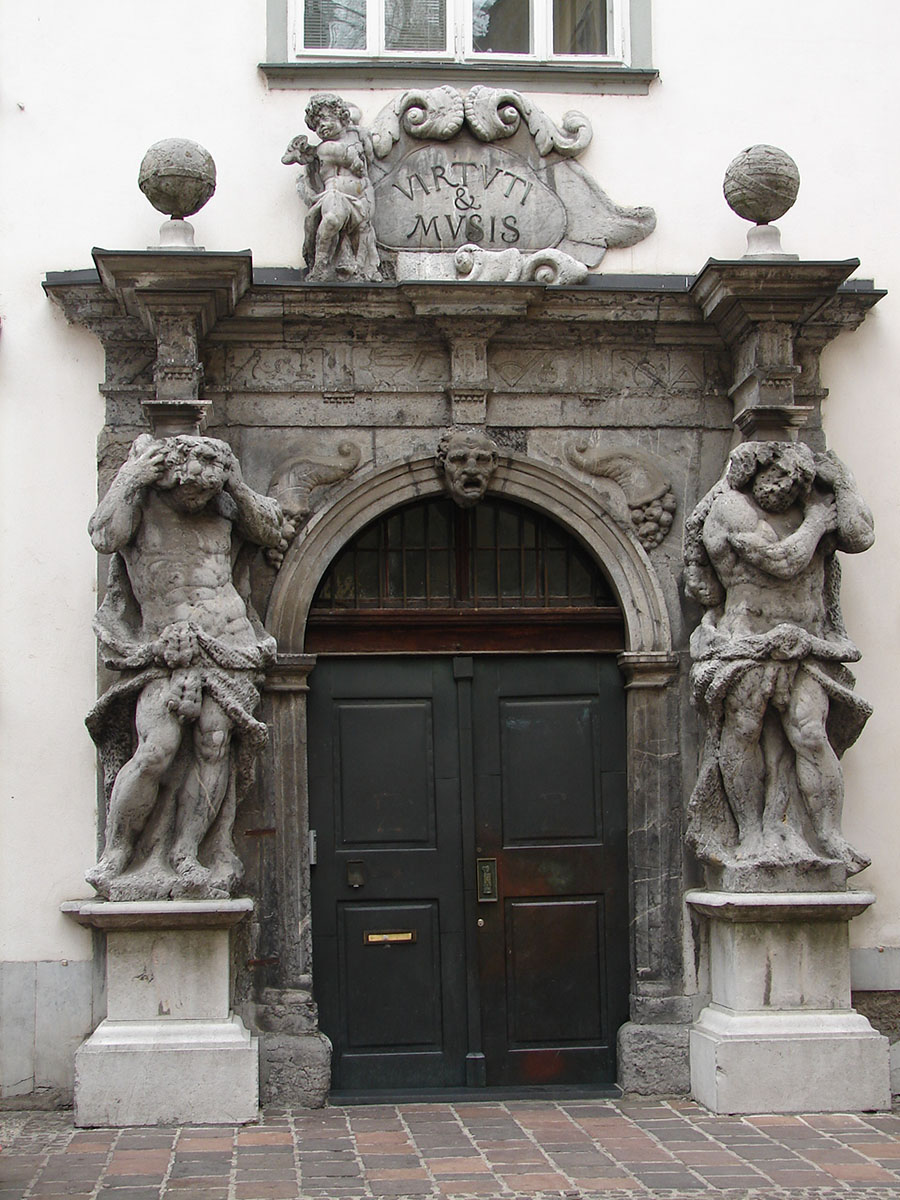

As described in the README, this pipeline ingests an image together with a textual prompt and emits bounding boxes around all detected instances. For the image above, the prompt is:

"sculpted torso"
[702,490,829,638]
[123,491,257,648]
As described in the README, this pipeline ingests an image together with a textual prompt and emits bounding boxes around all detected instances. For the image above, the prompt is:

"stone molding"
[266,452,673,656]
[62,898,253,931]
[685,889,876,923]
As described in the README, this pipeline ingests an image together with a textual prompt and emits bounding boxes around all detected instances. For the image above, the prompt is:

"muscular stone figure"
[683,441,874,877]
[85,434,290,900]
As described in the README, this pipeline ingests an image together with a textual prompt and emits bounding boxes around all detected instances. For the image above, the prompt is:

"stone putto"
[282,93,381,282]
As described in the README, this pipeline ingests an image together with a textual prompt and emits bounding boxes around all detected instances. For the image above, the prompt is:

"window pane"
[473,0,530,53]
[553,0,607,54]
[304,0,366,49]
[385,0,446,50]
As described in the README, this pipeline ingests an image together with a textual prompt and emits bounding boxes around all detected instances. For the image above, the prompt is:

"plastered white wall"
[1,0,898,961]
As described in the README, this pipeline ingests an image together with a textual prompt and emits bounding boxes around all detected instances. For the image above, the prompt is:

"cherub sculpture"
[282,93,381,282]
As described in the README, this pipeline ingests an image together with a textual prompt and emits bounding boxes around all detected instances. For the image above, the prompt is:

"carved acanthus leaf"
[370,87,465,158]
[565,439,676,549]
[464,86,592,157]
[269,441,362,521]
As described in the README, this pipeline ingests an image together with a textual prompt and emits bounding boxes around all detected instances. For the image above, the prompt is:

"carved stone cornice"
[618,651,680,689]
[91,250,252,431]
[265,653,318,692]
[690,259,884,438]
[92,250,252,336]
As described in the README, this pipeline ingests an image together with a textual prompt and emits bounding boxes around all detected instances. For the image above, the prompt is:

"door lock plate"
[476,857,498,902]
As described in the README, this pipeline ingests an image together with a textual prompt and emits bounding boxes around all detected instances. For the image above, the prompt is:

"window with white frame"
[294,0,630,63]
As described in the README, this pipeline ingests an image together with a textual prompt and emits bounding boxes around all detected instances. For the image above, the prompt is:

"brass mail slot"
[364,930,417,945]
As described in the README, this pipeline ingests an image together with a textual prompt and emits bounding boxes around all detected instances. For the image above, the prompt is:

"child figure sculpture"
[282,93,382,282]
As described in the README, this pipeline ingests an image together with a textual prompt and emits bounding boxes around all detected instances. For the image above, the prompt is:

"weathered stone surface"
[85,434,292,901]
[282,94,381,282]
[260,1031,331,1108]
[565,439,676,549]
[369,87,655,269]
[684,441,874,888]
[617,1021,690,1095]
[75,1015,258,1126]
[437,428,499,507]
[724,144,800,226]
[686,892,889,1114]
[138,138,216,220]
[454,243,588,285]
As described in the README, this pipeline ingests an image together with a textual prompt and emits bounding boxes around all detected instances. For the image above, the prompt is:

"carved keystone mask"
[437,429,499,508]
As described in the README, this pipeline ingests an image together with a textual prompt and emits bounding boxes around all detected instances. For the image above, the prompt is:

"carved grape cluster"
[631,491,677,549]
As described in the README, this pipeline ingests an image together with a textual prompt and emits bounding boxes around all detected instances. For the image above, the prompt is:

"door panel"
[472,656,627,1086]
[309,658,467,1089]
[309,654,627,1091]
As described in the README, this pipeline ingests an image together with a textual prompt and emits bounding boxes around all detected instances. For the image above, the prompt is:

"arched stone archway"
[267,453,673,656]
[259,453,686,1101]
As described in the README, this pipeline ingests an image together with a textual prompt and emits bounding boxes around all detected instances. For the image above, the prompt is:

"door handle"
[476,857,498,902]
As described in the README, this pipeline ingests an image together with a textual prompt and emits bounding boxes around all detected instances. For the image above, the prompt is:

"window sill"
[259,59,658,95]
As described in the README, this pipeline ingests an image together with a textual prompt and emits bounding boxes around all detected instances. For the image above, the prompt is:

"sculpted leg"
[719,671,769,857]
[784,671,869,872]
[86,680,183,894]
[171,696,233,892]
[310,206,345,278]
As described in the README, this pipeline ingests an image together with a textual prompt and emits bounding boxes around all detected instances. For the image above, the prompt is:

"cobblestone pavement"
[3,1099,900,1200]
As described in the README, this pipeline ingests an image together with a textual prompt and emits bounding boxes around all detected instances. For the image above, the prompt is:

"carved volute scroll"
[367,86,656,271]
[269,440,362,523]
[565,439,676,550]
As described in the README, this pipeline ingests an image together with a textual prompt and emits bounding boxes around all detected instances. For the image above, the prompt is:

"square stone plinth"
[691,1007,889,1114]
[75,1014,259,1126]
[63,898,259,1126]
[686,890,890,1114]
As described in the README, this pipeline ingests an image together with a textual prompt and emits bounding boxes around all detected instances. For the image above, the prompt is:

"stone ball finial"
[138,139,216,220]
[723,144,800,225]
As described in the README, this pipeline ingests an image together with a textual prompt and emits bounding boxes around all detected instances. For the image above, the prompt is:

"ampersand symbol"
[454,186,478,212]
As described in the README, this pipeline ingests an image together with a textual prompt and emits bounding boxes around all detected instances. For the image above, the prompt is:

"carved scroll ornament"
[565,440,676,549]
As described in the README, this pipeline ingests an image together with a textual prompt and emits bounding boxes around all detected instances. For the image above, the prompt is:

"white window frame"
[290,0,629,65]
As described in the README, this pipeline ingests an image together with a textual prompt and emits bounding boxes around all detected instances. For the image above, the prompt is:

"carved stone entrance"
[302,494,628,1091]
[44,237,883,1109]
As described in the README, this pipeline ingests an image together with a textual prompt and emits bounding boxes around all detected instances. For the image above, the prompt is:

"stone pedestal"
[687,891,889,1114]
[62,899,259,1126]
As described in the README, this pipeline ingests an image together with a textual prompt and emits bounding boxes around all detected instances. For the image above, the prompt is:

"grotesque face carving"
[438,430,499,508]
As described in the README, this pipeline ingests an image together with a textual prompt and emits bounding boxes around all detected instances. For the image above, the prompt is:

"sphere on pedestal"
[138,139,216,219]
[723,144,800,225]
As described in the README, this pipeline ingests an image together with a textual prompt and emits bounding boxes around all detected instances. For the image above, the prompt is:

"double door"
[308,654,628,1091]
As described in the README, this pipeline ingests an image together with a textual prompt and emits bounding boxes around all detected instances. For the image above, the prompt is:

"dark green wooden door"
[309,654,627,1091]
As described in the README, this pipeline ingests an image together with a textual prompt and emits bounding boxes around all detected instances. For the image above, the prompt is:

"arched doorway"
[306,494,629,1091]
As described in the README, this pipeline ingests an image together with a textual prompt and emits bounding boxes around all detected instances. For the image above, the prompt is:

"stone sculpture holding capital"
[683,440,874,881]
[85,433,292,901]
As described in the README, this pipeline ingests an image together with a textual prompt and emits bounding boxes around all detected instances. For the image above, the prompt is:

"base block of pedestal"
[691,1006,890,1114]
[75,1014,259,1126]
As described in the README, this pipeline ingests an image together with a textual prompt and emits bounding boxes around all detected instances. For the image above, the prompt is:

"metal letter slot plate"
[364,930,417,945]
[477,857,499,902]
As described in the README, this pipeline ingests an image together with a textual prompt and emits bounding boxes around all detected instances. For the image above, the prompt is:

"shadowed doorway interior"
[307,496,629,1092]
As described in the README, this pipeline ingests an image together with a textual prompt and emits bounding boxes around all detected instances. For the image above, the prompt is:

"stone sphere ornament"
[138,138,216,249]
[723,144,800,259]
